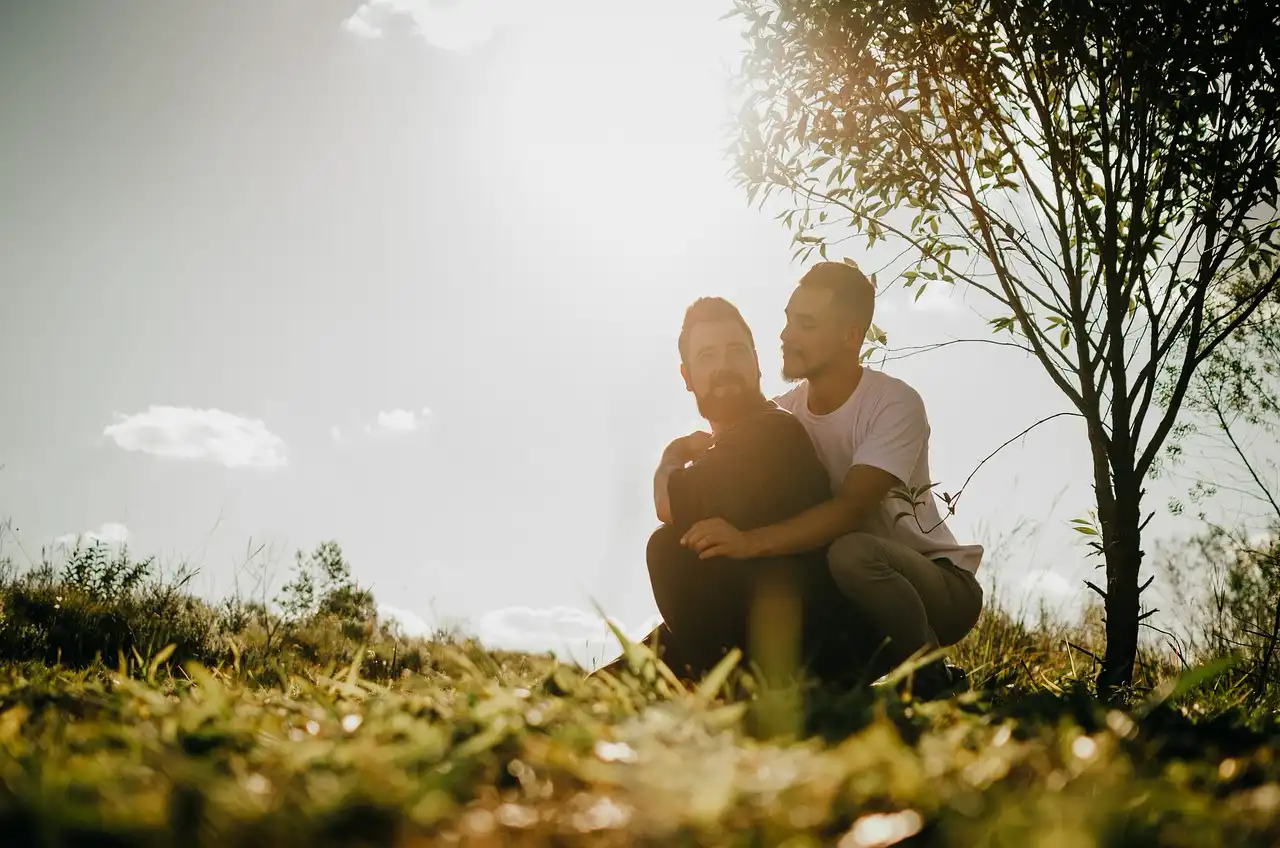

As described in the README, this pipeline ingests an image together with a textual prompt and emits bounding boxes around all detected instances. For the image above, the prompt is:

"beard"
[782,346,842,383]
[695,372,765,423]
[781,347,811,383]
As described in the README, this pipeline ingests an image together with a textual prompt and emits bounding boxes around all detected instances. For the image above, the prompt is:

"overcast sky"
[1,0,1265,666]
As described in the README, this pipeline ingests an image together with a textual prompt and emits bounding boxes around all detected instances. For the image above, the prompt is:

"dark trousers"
[643,525,878,683]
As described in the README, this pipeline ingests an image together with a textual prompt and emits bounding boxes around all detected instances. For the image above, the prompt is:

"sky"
[0,0,1267,667]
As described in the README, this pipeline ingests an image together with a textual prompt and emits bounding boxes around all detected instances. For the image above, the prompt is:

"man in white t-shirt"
[679,262,984,695]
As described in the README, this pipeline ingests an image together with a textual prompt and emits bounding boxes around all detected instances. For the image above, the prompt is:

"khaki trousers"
[826,532,984,677]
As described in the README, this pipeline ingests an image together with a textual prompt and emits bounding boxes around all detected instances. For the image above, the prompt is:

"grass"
[3,616,1280,846]
[3,541,1280,845]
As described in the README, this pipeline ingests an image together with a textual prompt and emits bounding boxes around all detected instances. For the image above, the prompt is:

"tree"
[729,0,1280,693]
[278,541,375,628]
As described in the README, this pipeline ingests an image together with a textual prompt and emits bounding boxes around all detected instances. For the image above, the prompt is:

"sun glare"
[496,8,740,253]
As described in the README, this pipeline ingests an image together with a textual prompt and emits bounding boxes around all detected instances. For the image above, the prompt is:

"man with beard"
[678,263,985,698]
[630,296,874,683]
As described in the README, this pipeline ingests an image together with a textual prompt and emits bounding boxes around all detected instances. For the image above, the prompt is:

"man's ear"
[680,363,693,393]
[845,321,868,351]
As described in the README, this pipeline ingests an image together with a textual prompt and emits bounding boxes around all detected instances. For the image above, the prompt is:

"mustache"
[708,372,748,389]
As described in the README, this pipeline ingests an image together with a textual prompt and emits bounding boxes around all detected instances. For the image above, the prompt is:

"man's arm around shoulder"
[653,431,714,525]
[741,464,901,557]
[744,386,928,557]
[682,390,928,560]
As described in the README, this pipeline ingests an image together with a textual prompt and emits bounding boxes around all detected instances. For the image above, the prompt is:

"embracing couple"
[636,261,985,700]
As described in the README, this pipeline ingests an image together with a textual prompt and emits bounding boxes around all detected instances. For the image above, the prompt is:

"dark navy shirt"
[666,401,832,542]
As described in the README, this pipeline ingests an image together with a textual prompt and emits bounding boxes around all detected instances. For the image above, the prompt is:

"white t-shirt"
[774,369,984,573]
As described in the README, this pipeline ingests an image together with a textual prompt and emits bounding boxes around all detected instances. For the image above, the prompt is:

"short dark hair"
[798,261,875,329]
[677,297,756,363]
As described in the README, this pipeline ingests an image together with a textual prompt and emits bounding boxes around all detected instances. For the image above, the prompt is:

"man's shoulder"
[743,403,814,442]
[711,402,808,446]
[864,367,919,396]
[683,404,817,476]
[707,404,825,475]
[770,382,806,412]
[863,368,925,409]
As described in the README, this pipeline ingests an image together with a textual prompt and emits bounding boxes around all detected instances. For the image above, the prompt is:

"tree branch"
[876,337,1037,363]
[904,411,1085,534]
[1203,375,1280,520]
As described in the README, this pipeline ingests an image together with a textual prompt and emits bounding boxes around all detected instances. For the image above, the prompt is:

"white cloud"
[1020,568,1074,599]
[907,282,961,312]
[1246,530,1277,551]
[379,409,419,432]
[331,425,345,445]
[103,406,286,468]
[341,0,528,52]
[477,605,661,669]
[364,407,431,437]
[378,603,435,638]
[341,8,386,39]
[376,601,672,670]
[871,281,961,318]
[55,522,130,550]
[1009,568,1085,623]
[480,605,614,647]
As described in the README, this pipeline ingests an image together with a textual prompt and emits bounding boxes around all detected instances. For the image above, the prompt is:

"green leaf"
[696,648,743,705]
[148,643,177,682]
[878,645,951,691]
[346,644,366,686]
[594,600,646,675]
[1136,654,1239,718]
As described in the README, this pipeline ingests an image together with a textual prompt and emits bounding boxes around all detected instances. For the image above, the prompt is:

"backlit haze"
[0,0,1248,667]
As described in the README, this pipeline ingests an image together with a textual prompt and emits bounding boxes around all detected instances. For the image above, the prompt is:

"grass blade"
[696,648,742,705]
[1136,654,1239,718]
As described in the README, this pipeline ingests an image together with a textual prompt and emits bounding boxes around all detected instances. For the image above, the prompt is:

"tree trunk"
[1098,469,1145,698]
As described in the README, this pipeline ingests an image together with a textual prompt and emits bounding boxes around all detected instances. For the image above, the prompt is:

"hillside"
[2,541,1280,845]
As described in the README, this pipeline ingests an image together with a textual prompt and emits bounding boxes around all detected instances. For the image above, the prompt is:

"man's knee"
[647,525,684,572]
[647,525,702,592]
[826,532,890,586]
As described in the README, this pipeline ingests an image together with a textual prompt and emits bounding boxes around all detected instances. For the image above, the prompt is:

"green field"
[4,622,1280,846]
[1,540,1278,846]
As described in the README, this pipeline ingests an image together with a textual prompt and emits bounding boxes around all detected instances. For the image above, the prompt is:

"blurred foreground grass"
[4,537,1280,846]
[3,630,1280,847]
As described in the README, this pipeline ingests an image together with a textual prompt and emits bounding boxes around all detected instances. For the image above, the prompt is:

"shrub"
[1162,525,1280,698]
[0,535,460,685]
